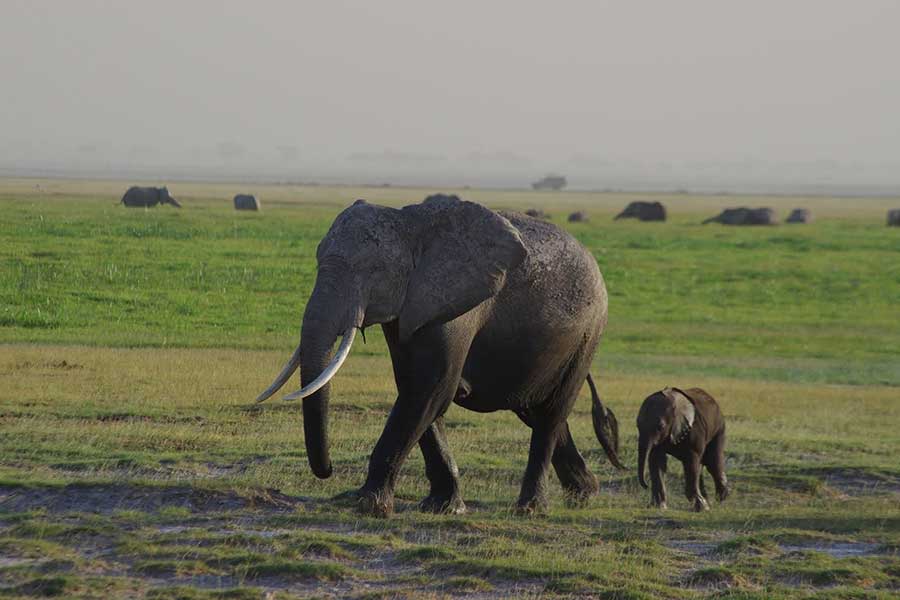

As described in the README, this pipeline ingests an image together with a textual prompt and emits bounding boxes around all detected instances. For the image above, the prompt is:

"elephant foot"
[563,486,597,509]
[692,497,710,512]
[514,495,549,516]
[420,493,466,515]
[357,489,394,518]
[716,486,730,503]
[561,475,599,509]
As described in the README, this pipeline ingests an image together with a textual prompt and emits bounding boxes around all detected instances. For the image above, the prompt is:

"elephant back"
[121,186,160,207]
[234,194,260,211]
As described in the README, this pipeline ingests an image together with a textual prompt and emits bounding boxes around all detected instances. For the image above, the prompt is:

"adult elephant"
[121,186,181,208]
[703,207,776,225]
[786,208,812,224]
[234,194,260,211]
[888,209,900,227]
[257,195,623,517]
[614,201,666,222]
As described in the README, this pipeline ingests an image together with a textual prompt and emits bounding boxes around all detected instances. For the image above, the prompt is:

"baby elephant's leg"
[703,428,729,502]
[649,450,668,509]
[683,454,709,512]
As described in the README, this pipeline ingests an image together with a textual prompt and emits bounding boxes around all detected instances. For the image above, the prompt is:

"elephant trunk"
[297,267,363,480]
[638,433,653,489]
[300,324,336,479]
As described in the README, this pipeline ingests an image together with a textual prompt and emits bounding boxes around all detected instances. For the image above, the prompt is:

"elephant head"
[636,387,695,488]
[160,187,181,207]
[257,195,527,479]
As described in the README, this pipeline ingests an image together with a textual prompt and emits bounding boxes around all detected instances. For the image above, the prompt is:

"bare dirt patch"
[0,483,301,515]
[779,541,882,558]
[818,468,900,496]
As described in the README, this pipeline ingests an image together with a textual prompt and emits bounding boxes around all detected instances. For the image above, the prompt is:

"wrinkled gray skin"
[703,207,776,225]
[234,194,260,211]
[121,186,181,208]
[888,209,900,227]
[568,211,589,223]
[786,208,812,223]
[636,387,729,512]
[260,194,623,517]
[614,201,666,222]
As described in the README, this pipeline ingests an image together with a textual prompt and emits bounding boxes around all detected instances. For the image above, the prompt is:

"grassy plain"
[0,178,898,598]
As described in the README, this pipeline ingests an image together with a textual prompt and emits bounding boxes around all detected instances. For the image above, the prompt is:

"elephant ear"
[398,197,527,342]
[666,387,696,445]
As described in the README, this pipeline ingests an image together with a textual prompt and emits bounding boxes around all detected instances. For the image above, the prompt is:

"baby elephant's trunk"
[637,435,651,489]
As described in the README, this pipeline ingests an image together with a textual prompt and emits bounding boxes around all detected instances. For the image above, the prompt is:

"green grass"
[0,178,898,598]
[2,180,898,384]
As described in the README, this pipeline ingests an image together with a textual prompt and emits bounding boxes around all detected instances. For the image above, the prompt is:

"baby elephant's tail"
[587,373,625,470]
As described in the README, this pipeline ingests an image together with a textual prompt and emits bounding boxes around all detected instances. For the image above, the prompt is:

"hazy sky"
[2,1,899,185]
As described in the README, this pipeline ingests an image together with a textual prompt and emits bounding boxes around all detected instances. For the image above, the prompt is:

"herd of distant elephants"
[119,185,900,226]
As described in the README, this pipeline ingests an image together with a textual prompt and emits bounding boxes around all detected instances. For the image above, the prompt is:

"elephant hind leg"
[419,417,466,514]
[515,421,559,514]
[551,422,599,507]
[703,427,729,502]
[683,454,710,512]
[516,351,593,515]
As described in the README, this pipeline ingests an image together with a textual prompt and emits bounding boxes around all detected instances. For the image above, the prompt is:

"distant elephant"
[257,195,623,517]
[524,208,550,219]
[888,209,900,227]
[703,207,776,225]
[234,194,260,211]
[614,201,666,222]
[568,211,588,223]
[121,186,181,208]
[786,208,812,223]
[637,387,728,512]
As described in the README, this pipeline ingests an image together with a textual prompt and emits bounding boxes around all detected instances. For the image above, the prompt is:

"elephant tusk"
[283,328,356,401]
[256,342,303,403]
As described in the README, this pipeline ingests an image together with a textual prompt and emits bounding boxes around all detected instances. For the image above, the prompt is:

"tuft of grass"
[395,545,458,563]
[238,558,350,580]
[714,536,780,557]
[145,587,265,600]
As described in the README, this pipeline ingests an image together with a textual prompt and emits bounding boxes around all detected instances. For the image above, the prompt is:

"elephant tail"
[587,373,626,470]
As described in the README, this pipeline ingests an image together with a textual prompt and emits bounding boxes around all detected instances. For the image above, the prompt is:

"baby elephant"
[636,387,728,511]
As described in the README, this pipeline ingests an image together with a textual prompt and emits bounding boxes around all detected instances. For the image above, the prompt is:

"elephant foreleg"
[359,393,450,517]
[419,417,465,514]
[551,422,599,507]
[649,449,668,509]
[361,322,472,518]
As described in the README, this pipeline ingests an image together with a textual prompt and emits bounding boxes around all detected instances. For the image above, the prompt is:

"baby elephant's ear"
[670,391,696,444]
[398,199,527,342]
